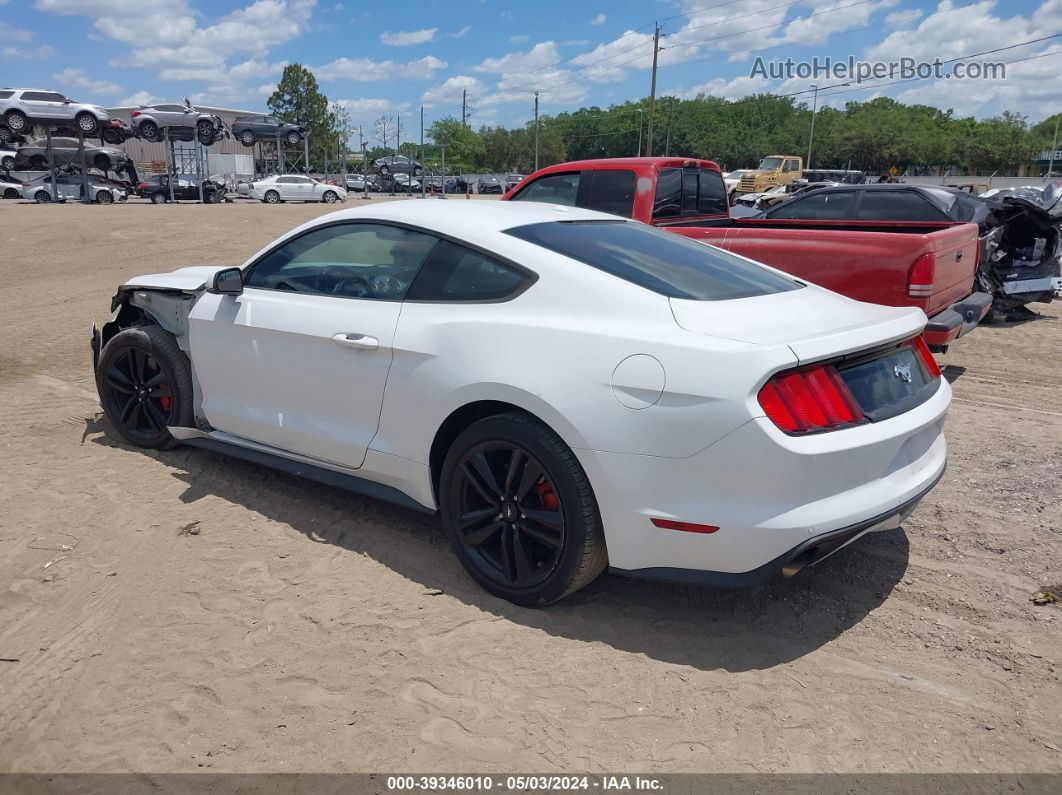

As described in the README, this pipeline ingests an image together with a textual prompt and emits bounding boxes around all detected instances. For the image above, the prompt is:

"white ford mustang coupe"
[92,201,950,604]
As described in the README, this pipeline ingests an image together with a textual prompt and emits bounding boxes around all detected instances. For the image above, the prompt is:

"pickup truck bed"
[664,218,989,348]
[503,157,991,349]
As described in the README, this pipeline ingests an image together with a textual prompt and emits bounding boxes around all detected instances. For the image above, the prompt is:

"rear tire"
[378,164,390,176]
[264,190,280,204]
[439,412,607,605]
[5,110,28,133]
[197,123,215,146]
[29,155,47,170]
[151,192,167,204]
[96,325,193,450]
[35,190,50,203]
[139,121,159,142]
[240,130,255,146]
[285,131,301,146]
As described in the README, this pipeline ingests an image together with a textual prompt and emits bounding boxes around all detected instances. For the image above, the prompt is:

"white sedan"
[91,201,950,604]
[249,174,346,204]
[21,174,125,203]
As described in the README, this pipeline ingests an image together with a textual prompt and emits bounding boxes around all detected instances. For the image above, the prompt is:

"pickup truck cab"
[503,157,991,349]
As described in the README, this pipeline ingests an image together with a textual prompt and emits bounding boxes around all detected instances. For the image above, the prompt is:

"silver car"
[0,88,109,136]
[20,173,126,204]
[131,98,226,144]
[1,147,15,170]
[16,137,129,173]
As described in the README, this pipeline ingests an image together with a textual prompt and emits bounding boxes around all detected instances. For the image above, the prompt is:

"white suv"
[0,88,109,136]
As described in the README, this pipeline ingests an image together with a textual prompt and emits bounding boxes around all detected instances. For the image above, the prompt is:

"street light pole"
[806,84,819,172]
[534,91,539,172]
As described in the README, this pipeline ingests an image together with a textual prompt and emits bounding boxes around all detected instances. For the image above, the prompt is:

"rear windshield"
[505,220,802,301]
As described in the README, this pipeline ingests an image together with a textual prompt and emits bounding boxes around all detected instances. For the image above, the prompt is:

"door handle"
[331,332,379,351]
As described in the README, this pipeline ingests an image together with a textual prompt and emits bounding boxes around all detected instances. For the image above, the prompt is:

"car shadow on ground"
[93,433,910,673]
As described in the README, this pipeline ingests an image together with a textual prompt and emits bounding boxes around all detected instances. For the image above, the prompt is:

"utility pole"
[462,89,467,127]
[646,23,660,157]
[665,96,673,156]
[531,91,539,171]
[1048,114,1060,179]
[806,84,819,172]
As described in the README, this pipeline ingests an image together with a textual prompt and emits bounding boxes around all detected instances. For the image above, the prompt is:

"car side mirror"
[209,267,243,296]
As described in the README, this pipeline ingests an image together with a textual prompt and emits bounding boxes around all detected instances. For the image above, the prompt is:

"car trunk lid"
[669,285,927,364]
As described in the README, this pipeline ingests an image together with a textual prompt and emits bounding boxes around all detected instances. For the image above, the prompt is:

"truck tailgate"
[922,223,980,317]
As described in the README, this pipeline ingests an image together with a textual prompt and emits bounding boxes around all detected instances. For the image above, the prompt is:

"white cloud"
[510,35,530,44]
[119,89,158,107]
[51,67,122,95]
[314,54,446,81]
[447,25,471,38]
[2,44,56,59]
[885,8,922,26]
[380,28,437,47]
[590,13,606,26]
[421,75,483,107]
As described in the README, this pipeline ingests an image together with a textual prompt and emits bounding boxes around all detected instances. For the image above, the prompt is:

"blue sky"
[2,0,1060,143]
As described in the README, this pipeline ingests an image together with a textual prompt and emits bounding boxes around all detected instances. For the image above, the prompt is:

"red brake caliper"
[534,480,559,510]
[158,384,171,412]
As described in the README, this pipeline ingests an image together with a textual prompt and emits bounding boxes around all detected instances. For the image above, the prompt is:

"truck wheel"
[96,325,193,450]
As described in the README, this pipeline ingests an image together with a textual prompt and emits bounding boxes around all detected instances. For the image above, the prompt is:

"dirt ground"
[0,198,1059,774]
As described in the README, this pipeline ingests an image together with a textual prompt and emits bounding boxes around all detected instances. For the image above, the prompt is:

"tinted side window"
[22,92,52,101]
[510,172,581,206]
[246,223,439,300]
[506,221,801,301]
[0,91,14,99]
[767,191,855,220]
[586,170,635,217]
[654,167,727,217]
[853,191,948,221]
[408,240,530,301]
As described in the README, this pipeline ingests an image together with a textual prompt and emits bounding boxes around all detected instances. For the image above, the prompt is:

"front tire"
[285,131,301,146]
[75,112,98,135]
[322,190,337,203]
[95,190,113,204]
[96,325,193,450]
[378,164,390,176]
[440,413,607,605]
[239,130,255,147]
[263,190,280,204]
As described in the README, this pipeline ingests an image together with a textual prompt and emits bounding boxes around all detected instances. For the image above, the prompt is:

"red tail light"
[137,182,148,190]
[131,110,141,117]
[912,335,941,378]
[907,252,936,298]
[758,364,864,434]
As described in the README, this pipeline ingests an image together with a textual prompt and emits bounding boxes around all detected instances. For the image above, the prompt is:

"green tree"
[267,64,336,171]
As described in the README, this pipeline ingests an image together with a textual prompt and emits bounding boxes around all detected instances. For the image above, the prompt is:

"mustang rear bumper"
[922,291,992,348]
[609,467,942,588]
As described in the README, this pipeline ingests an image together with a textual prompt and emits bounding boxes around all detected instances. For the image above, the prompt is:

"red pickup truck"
[502,157,992,349]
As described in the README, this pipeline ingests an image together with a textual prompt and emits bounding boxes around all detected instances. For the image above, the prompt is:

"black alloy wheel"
[96,326,192,449]
[451,441,566,590]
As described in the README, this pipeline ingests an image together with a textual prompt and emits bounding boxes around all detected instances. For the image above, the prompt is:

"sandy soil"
[0,198,1059,774]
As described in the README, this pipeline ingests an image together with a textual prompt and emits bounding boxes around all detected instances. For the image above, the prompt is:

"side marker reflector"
[651,518,719,534]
